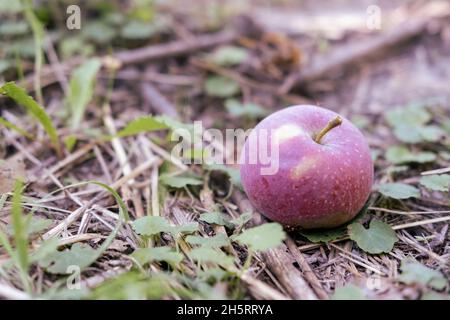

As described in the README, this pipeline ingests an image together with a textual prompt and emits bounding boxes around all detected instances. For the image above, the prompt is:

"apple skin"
[239,105,373,229]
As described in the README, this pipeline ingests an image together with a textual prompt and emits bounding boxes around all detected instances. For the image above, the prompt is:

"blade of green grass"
[0,82,62,157]
[11,180,31,293]
[68,58,102,130]
[88,181,130,222]
[0,116,34,139]
[117,116,169,137]
[23,0,44,104]
[14,51,25,81]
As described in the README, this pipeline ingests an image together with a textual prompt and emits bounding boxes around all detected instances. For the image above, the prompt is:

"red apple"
[239,105,373,229]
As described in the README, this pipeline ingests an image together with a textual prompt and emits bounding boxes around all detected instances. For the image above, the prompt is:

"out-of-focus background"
[0,0,449,300]
[2,1,450,114]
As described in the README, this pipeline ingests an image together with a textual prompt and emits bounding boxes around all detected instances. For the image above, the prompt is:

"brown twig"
[191,58,310,105]
[232,190,318,300]
[279,9,450,94]
[286,237,329,299]
[111,68,200,86]
[140,82,180,118]
[115,30,237,65]
[261,246,318,300]
[44,35,70,96]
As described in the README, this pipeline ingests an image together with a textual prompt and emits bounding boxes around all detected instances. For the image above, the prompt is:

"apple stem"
[314,116,343,144]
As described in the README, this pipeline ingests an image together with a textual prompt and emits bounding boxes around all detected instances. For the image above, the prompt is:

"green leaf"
[208,46,248,66]
[186,234,230,248]
[117,116,168,137]
[384,104,443,144]
[131,216,197,237]
[0,82,62,156]
[41,286,90,300]
[385,105,431,127]
[121,20,161,39]
[301,201,369,243]
[132,246,183,266]
[131,216,171,236]
[230,212,252,229]
[188,247,233,266]
[398,260,447,290]
[392,124,423,143]
[197,267,228,281]
[82,22,116,44]
[90,272,175,300]
[199,212,233,228]
[160,173,203,189]
[204,76,240,98]
[331,284,366,300]
[154,115,193,133]
[418,125,445,142]
[0,21,29,36]
[29,237,59,263]
[60,36,94,60]
[232,223,286,251]
[377,183,420,199]
[171,222,199,236]
[348,220,397,254]
[0,116,34,139]
[386,146,436,164]
[419,174,450,192]
[225,99,267,118]
[0,0,22,13]
[68,58,102,130]
[391,124,444,144]
[39,243,98,274]
[25,216,52,235]
[5,38,36,58]
[300,227,347,243]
